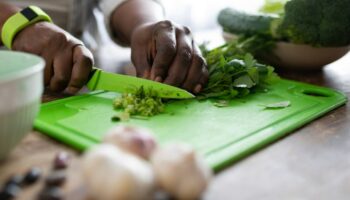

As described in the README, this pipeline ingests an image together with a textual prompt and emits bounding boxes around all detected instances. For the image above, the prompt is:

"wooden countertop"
[1,49,350,200]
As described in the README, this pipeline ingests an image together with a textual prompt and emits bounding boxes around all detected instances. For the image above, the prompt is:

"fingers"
[196,67,209,93]
[131,48,151,78]
[164,28,193,86]
[10,21,94,94]
[64,45,93,94]
[48,36,93,94]
[41,50,54,86]
[150,20,177,82]
[181,44,209,93]
[50,43,73,92]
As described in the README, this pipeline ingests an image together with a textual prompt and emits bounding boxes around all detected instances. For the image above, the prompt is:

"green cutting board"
[34,79,346,171]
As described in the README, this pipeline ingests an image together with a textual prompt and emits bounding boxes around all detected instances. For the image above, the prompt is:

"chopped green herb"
[130,115,150,120]
[113,86,165,117]
[213,100,230,107]
[261,101,291,109]
[111,115,121,122]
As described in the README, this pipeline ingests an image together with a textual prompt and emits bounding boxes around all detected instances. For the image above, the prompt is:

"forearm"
[110,0,164,46]
[0,2,20,46]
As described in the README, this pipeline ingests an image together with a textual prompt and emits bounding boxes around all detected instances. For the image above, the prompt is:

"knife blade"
[86,68,195,99]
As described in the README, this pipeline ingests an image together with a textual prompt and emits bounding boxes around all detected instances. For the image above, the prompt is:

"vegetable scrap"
[45,170,66,186]
[53,151,70,169]
[0,167,44,200]
[0,152,70,200]
[37,187,63,200]
[37,151,70,200]
[213,100,230,107]
[111,112,130,122]
[23,167,42,185]
[261,100,291,109]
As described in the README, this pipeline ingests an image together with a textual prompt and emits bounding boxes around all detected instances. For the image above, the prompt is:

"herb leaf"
[213,100,230,107]
[261,101,291,109]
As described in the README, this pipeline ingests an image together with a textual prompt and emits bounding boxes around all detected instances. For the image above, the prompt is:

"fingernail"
[64,87,79,95]
[194,84,202,93]
[143,71,150,79]
[155,76,163,82]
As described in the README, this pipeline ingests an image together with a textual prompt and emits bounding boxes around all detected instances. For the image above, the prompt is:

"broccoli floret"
[277,0,350,47]
[218,0,350,47]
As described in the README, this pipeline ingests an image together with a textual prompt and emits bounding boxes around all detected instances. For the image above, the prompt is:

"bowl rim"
[222,31,350,49]
[0,50,44,83]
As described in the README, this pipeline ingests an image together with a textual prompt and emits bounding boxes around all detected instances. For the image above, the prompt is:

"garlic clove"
[103,125,157,160]
[151,143,212,200]
[81,144,155,200]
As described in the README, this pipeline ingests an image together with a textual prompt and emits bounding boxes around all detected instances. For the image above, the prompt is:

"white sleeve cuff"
[99,0,163,46]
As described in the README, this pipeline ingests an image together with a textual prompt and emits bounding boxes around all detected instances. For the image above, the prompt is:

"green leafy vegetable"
[261,101,291,109]
[198,38,279,100]
[277,0,350,47]
[113,86,165,117]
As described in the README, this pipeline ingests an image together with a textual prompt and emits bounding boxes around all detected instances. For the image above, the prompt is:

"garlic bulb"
[151,143,212,200]
[103,125,157,160]
[81,144,155,200]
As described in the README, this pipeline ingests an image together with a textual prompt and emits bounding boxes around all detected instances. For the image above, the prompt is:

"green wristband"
[1,5,52,49]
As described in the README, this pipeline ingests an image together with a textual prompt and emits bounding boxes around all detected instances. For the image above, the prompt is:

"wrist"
[0,3,20,45]
[1,5,52,49]
[110,0,163,46]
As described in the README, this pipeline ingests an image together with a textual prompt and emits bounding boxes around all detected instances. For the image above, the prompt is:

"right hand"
[130,20,209,94]
[12,21,94,94]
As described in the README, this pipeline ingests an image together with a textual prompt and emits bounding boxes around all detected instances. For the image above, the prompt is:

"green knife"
[86,68,194,99]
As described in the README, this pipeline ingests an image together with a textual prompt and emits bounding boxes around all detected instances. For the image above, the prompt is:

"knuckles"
[182,26,191,35]
[52,75,70,88]
[50,31,70,49]
[157,42,177,58]
[81,56,93,70]
[193,55,206,67]
[156,20,173,29]
[178,47,192,64]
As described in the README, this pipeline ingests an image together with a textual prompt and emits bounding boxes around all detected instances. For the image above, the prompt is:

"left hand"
[130,20,209,94]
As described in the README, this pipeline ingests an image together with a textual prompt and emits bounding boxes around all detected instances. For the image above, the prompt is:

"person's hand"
[130,20,209,94]
[12,21,93,94]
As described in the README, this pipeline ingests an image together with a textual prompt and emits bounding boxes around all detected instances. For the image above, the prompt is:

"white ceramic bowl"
[0,50,44,159]
[222,32,350,70]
